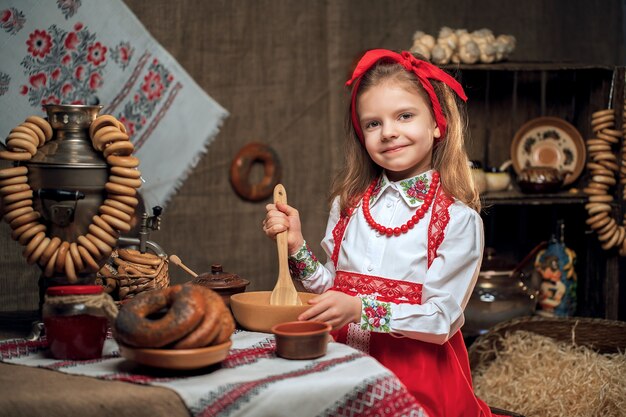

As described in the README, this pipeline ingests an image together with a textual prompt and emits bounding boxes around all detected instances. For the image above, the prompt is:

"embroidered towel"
[0,0,228,208]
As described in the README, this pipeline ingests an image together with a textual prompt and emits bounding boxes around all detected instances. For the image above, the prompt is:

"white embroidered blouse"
[288,170,484,345]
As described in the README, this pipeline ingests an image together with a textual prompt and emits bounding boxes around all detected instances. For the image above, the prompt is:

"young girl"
[263,49,500,417]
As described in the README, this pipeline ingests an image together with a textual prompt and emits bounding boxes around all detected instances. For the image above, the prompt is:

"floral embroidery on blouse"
[368,176,387,204]
[288,241,320,280]
[399,173,430,205]
[360,296,392,332]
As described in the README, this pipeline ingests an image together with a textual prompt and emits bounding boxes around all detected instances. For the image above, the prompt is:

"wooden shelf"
[442,61,614,71]
[482,190,589,205]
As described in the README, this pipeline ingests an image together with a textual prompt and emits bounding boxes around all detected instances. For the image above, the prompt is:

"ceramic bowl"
[271,321,331,360]
[118,340,232,370]
[485,171,511,192]
[230,291,314,333]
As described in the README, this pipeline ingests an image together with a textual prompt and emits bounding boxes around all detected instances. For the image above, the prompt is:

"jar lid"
[47,285,103,296]
[193,264,250,290]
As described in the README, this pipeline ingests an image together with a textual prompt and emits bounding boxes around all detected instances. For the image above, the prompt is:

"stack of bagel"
[96,248,169,301]
[114,284,235,349]
[583,109,626,255]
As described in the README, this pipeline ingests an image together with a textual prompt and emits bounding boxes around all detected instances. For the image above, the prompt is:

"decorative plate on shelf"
[118,340,232,370]
[510,117,586,185]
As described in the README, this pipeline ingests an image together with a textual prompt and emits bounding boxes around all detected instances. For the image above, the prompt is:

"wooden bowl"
[271,321,331,360]
[230,291,314,333]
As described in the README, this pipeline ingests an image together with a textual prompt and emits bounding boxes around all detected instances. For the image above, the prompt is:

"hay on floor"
[472,330,626,417]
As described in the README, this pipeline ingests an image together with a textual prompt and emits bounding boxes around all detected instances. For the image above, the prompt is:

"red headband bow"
[346,49,467,143]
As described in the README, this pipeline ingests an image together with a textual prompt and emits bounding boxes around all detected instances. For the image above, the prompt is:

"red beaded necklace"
[362,171,440,237]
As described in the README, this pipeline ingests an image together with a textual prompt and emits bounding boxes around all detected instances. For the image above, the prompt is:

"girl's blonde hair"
[330,57,481,213]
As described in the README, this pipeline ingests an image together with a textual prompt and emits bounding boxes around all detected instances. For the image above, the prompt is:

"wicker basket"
[468,315,626,370]
[468,315,626,417]
[96,250,169,303]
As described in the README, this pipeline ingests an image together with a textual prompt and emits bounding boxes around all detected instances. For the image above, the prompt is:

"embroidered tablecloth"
[0,0,228,208]
[0,331,427,417]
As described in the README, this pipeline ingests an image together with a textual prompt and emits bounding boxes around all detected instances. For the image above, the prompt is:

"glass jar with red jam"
[43,285,109,360]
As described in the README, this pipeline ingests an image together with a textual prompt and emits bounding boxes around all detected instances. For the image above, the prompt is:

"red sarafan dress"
[289,171,500,417]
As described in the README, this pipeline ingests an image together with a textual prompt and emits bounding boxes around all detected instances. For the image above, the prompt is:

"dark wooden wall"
[1,0,624,311]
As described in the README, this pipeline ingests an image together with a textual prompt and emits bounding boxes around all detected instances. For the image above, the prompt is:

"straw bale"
[472,330,626,417]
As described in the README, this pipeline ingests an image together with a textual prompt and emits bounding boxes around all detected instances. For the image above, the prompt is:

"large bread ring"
[229,142,282,201]
[173,286,224,349]
[214,306,236,345]
[114,285,205,348]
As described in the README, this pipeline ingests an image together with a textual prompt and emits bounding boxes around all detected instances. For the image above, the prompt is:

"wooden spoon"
[169,254,198,278]
[269,184,302,306]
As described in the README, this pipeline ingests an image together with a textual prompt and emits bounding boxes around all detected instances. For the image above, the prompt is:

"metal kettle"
[464,242,546,337]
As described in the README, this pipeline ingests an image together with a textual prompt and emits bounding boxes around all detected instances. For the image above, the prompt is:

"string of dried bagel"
[0,114,143,281]
[584,104,626,256]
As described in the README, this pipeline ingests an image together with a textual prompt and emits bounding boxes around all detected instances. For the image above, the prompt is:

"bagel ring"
[118,248,162,266]
[27,237,50,265]
[229,142,282,202]
[114,285,205,348]
[0,166,28,179]
[0,175,28,187]
[18,223,46,246]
